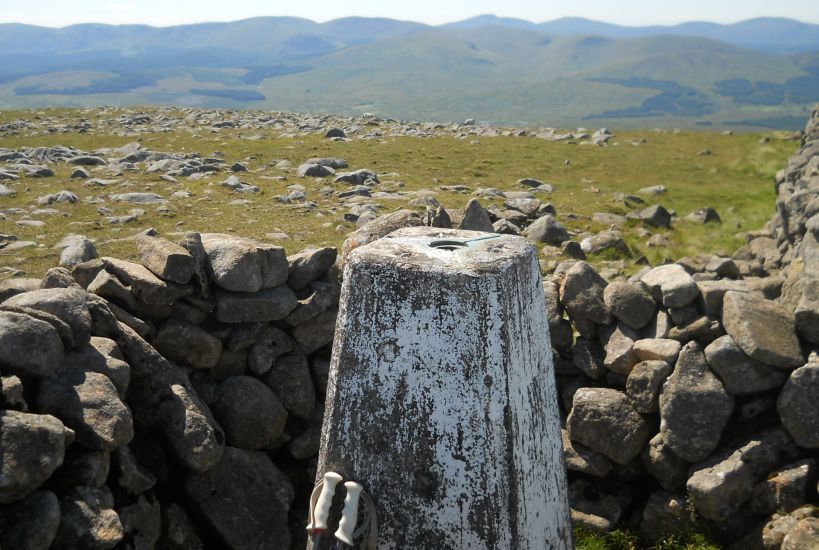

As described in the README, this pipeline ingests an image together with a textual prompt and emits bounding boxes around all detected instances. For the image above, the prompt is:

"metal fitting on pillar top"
[316,227,572,549]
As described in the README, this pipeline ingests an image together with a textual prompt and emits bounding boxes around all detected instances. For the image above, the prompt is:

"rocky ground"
[0,106,816,549]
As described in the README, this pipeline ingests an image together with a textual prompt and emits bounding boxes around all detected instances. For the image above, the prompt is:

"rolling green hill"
[0,16,817,129]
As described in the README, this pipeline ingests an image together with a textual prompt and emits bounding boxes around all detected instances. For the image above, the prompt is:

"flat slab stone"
[722,291,804,368]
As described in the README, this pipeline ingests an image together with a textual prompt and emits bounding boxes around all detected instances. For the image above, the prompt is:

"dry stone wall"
[0,105,817,549]
[545,105,819,547]
[0,233,339,549]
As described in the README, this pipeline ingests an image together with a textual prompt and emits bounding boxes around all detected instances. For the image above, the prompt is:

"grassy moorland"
[0,107,799,280]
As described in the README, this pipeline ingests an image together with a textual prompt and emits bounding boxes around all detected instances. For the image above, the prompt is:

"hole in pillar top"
[428,239,468,251]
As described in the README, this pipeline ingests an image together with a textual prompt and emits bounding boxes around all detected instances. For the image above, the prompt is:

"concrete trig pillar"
[316,227,571,549]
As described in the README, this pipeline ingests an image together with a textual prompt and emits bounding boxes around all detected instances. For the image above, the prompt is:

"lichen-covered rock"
[37,368,134,451]
[184,447,294,550]
[61,339,130,398]
[211,376,287,450]
[201,233,289,293]
[117,494,162,550]
[151,319,222,369]
[214,286,297,323]
[55,486,123,549]
[751,459,815,515]
[286,247,337,290]
[659,341,733,462]
[101,258,182,308]
[686,428,799,521]
[600,322,640,375]
[562,429,613,477]
[626,360,673,413]
[0,310,64,377]
[291,307,337,355]
[0,411,73,503]
[135,235,195,285]
[722,291,803,368]
[633,338,681,364]
[567,387,651,464]
[0,491,61,550]
[50,446,110,490]
[559,261,611,336]
[704,335,788,396]
[782,517,819,550]
[459,198,495,232]
[603,281,656,329]
[640,264,698,308]
[2,287,92,347]
[262,349,315,420]
[524,214,570,245]
[641,433,689,492]
[340,209,422,265]
[778,362,819,448]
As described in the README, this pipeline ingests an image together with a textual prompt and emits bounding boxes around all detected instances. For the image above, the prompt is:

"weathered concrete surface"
[317,227,571,549]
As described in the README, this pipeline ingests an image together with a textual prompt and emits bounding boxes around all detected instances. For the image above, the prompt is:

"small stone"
[640,492,691,543]
[600,322,640,375]
[686,207,721,224]
[627,204,672,228]
[524,214,570,245]
[562,429,613,477]
[603,281,656,329]
[633,338,681,363]
[626,360,673,413]
[567,387,651,464]
[642,433,689,492]
[559,261,611,336]
[572,338,606,380]
[640,264,698,308]
[214,286,298,323]
[778,362,819,448]
[262,349,315,420]
[135,235,195,285]
[291,308,337,354]
[56,486,123,549]
[151,319,222,369]
[118,495,161,550]
[0,491,61,550]
[459,198,494,232]
[287,247,337,290]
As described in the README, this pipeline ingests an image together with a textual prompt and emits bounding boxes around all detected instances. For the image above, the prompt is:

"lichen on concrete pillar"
[316,227,571,549]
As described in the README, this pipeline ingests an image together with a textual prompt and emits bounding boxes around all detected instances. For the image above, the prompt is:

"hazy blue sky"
[1,0,817,27]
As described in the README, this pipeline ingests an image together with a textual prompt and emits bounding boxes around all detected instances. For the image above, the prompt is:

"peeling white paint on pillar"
[316,227,571,549]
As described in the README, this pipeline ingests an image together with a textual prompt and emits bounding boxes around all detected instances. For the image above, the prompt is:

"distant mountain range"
[1,15,817,129]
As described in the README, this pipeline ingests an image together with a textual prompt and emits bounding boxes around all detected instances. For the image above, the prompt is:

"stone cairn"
[0,105,817,550]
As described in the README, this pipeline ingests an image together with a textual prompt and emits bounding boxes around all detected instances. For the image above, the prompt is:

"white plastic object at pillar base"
[315,227,572,549]
[335,481,363,546]
[310,471,343,530]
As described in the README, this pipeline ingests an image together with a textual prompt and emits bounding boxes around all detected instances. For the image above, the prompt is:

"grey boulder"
[659,342,733,462]
[567,387,651,464]
[0,411,73,503]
